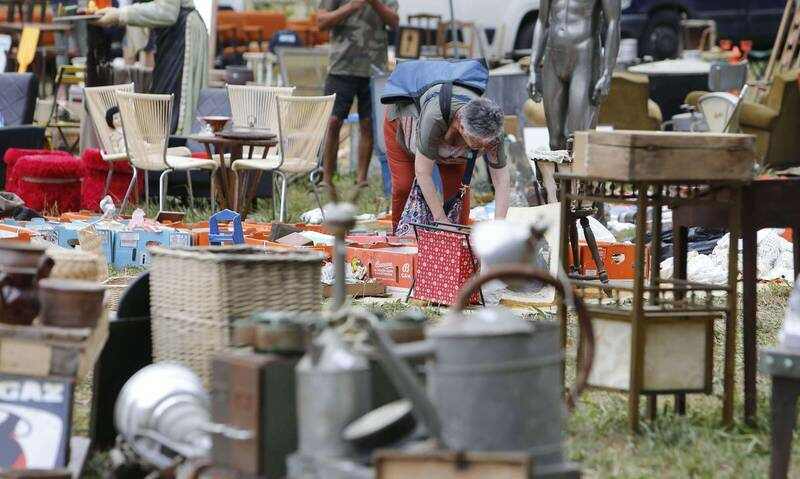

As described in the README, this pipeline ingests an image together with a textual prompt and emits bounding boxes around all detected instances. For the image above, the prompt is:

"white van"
[396,0,541,60]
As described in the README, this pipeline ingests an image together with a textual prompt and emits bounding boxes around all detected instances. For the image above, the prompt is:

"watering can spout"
[356,312,445,447]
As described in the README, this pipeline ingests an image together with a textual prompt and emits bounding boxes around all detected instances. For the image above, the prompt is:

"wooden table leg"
[673,223,689,415]
[241,171,264,219]
[647,189,663,421]
[558,178,571,390]
[742,212,758,425]
[723,187,742,426]
[793,227,800,279]
[770,377,800,479]
[629,185,649,433]
[206,143,227,210]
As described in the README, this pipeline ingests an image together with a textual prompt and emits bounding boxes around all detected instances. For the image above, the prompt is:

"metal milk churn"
[296,328,372,458]
[365,265,594,476]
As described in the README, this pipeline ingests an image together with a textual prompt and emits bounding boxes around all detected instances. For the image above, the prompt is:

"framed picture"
[397,27,423,59]
[0,374,74,470]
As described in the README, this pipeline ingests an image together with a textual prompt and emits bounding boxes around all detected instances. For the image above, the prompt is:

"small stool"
[15,154,82,212]
[3,148,72,193]
[80,148,141,211]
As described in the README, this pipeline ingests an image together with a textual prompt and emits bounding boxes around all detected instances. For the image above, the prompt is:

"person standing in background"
[94,0,208,135]
[317,0,399,187]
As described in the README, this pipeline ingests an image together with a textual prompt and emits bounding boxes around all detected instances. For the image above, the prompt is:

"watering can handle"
[453,265,595,411]
[35,255,54,282]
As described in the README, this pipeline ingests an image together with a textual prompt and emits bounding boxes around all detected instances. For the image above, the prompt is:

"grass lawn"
[74,175,799,477]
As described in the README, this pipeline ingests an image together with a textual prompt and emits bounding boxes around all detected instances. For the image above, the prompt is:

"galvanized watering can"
[363,265,594,473]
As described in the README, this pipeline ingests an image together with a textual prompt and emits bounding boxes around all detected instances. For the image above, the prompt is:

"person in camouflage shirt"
[317,0,399,186]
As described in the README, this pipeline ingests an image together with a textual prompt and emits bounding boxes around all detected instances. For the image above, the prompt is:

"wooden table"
[189,133,278,217]
[759,347,800,479]
[557,173,743,432]
[673,177,800,424]
[0,21,72,33]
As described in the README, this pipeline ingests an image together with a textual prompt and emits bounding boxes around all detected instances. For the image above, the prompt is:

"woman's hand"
[414,154,447,222]
[93,7,120,26]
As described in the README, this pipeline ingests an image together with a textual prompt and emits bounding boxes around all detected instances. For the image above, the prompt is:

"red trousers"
[384,115,469,232]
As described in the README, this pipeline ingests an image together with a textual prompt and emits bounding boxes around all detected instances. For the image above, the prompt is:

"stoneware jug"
[0,243,53,325]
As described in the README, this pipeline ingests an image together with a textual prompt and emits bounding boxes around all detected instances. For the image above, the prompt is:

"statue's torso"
[546,0,600,47]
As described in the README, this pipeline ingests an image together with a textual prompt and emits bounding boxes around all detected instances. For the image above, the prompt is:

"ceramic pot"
[0,243,48,272]
[225,66,254,85]
[0,243,53,325]
[38,279,105,328]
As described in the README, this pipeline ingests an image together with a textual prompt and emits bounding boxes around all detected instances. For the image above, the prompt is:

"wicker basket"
[149,245,323,383]
[46,246,103,282]
[102,275,138,312]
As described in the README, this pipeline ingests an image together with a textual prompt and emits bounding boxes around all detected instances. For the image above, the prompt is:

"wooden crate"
[0,314,109,380]
[572,130,757,181]
[375,450,533,479]
[211,351,299,479]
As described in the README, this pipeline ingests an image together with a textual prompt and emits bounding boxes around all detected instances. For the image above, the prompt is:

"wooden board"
[0,314,109,380]
[322,281,387,298]
[211,351,299,479]
[573,130,756,181]
[375,450,532,479]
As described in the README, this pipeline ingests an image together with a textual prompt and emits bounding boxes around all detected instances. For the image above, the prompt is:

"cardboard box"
[54,221,115,263]
[113,227,192,267]
[245,232,332,258]
[0,223,36,242]
[578,241,650,280]
[346,245,417,288]
[3,218,59,244]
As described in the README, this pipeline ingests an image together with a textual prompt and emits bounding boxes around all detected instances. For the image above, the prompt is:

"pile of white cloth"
[660,229,796,285]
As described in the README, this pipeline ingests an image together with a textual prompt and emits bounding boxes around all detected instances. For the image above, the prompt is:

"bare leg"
[358,118,373,185]
[322,116,343,185]
[542,55,569,151]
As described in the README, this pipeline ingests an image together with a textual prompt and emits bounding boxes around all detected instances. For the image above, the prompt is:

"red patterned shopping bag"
[410,223,482,306]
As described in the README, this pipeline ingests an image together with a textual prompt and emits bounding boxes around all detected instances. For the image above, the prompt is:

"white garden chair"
[84,83,134,197]
[231,94,334,221]
[116,91,218,213]
[85,84,195,201]
[227,84,295,131]
[227,84,294,159]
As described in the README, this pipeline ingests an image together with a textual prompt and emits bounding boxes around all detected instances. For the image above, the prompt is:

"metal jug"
[296,328,371,458]
[363,265,594,475]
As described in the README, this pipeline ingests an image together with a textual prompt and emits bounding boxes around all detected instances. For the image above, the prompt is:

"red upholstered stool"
[3,149,72,193]
[80,148,141,211]
[15,154,82,213]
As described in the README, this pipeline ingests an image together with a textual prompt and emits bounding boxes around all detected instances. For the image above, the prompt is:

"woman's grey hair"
[460,97,504,140]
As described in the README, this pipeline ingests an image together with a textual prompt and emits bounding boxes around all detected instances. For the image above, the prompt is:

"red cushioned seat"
[3,148,72,193]
[81,148,135,174]
[80,149,141,210]
[15,154,82,213]
[192,151,210,159]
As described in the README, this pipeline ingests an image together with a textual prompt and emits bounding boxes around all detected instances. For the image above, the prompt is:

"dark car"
[623,0,786,60]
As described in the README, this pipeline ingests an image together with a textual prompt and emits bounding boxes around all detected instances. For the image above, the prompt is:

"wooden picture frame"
[397,27,423,59]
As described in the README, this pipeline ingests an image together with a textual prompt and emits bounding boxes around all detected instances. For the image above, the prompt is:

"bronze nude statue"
[528,0,621,151]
